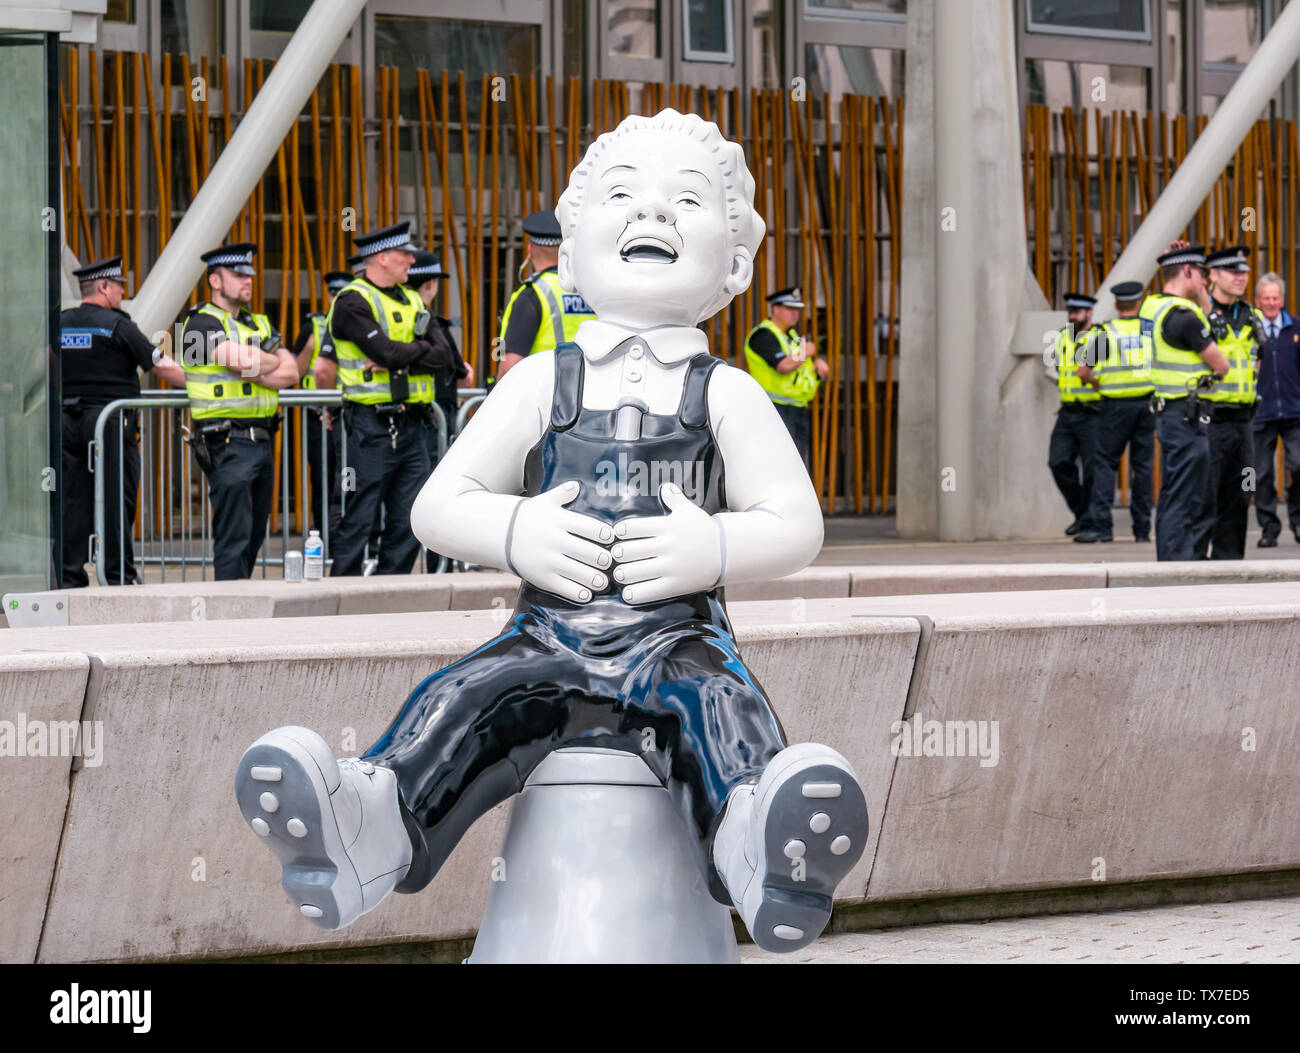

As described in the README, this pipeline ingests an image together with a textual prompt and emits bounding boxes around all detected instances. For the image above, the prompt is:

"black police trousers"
[1088,396,1155,540]
[1049,403,1099,529]
[203,431,276,580]
[330,404,431,576]
[62,400,140,587]
[1193,414,1255,560]
[305,408,342,538]
[1253,418,1300,540]
[1154,403,1210,562]
[774,402,812,468]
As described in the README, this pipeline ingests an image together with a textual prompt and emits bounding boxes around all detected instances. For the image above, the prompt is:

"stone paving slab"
[741,895,1300,963]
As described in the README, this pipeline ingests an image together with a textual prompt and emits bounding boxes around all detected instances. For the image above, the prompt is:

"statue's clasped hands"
[507,481,723,605]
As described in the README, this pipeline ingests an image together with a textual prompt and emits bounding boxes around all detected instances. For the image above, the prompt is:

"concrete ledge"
[29,608,918,962]
[850,563,1105,596]
[862,586,1300,901]
[29,560,1300,628]
[0,652,91,963]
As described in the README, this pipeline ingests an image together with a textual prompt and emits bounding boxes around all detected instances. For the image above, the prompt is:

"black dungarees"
[365,343,787,900]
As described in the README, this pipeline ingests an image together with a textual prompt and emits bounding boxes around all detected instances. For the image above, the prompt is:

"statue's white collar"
[573,320,709,366]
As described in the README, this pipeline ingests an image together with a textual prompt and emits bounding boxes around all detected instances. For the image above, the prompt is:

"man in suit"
[1252,271,1300,546]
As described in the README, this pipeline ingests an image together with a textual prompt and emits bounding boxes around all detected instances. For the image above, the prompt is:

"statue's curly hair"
[556,108,765,320]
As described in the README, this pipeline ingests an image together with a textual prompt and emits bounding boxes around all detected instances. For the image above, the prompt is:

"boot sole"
[747,755,869,953]
[234,729,362,930]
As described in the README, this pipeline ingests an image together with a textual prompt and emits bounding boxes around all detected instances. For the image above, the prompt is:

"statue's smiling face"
[567,131,734,327]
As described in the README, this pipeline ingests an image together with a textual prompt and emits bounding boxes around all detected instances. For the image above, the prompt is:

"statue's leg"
[621,623,787,899]
[624,622,868,953]
[364,622,585,894]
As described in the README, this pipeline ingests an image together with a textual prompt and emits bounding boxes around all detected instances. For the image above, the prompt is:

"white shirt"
[409,323,824,593]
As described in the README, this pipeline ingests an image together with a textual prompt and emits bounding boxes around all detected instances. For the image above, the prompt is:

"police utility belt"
[197,419,276,443]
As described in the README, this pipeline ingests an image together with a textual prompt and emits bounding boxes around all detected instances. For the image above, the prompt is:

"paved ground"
[742,895,1300,964]
[814,512,1300,565]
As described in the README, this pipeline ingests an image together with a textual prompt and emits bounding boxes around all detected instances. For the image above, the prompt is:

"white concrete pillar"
[898,0,1057,540]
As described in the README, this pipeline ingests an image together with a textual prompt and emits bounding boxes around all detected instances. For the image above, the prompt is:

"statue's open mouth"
[619,237,678,264]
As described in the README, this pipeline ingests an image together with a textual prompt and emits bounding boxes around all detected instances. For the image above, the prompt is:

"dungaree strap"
[550,343,584,430]
[679,354,720,430]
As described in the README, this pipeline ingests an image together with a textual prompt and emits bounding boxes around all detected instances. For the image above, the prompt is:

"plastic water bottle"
[304,530,324,582]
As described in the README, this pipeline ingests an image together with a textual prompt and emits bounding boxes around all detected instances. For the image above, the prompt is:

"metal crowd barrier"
[89,388,486,586]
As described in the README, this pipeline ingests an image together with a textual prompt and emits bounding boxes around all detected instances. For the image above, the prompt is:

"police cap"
[522,210,562,247]
[1063,291,1097,310]
[352,221,415,259]
[201,243,258,276]
[73,255,127,286]
[1109,281,1145,303]
[1206,244,1250,272]
[323,271,352,294]
[1156,245,1206,269]
[407,250,450,283]
[767,287,805,309]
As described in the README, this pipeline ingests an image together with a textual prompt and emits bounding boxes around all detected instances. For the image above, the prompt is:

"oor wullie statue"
[235,110,869,954]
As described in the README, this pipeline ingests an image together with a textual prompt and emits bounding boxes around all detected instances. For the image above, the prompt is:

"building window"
[1203,0,1264,67]
[161,0,226,58]
[374,16,540,129]
[105,0,136,23]
[751,0,783,89]
[805,0,906,19]
[806,44,902,120]
[683,0,734,62]
[609,0,662,58]
[1025,0,1150,41]
[251,0,312,34]
[1024,59,1150,112]
[1163,0,1182,113]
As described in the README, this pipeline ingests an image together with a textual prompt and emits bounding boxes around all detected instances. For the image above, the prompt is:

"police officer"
[743,287,827,467]
[1074,282,1155,543]
[407,250,473,572]
[495,209,596,378]
[326,222,458,576]
[1047,292,1102,536]
[1193,245,1266,560]
[1142,244,1232,562]
[292,270,351,537]
[59,256,186,586]
[180,244,299,580]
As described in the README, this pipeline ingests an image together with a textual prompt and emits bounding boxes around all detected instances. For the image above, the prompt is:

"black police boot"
[1259,535,1279,548]
[1065,519,1084,536]
[1074,530,1113,543]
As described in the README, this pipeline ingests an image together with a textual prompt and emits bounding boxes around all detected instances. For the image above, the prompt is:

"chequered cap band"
[528,235,561,246]
[359,233,413,256]
[207,253,253,269]
[80,265,124,282]
[1160,250,1205,267]
[1064,297,1095,309]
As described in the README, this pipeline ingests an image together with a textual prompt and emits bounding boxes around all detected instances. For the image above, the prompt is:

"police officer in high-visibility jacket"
[1074,281,1156,544]
[180,244,299,580]
[1047,292,1102,536]
[292,270,350,536]
[495,209,596,379]
[327,222,459,576]
[1142,244,1232,562]
[1193,245,1266,560]
[60,256,186,586]
[743,286,827,468]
